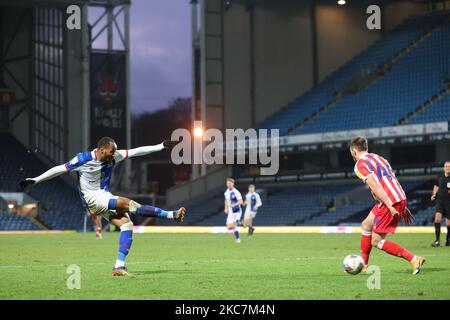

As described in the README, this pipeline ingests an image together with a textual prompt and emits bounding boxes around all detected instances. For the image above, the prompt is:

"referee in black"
[431,161,450,247]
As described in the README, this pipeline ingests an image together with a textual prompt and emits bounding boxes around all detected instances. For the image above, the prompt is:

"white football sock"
[114,259,125,268]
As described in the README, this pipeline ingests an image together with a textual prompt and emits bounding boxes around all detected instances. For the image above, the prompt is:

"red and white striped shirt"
[354,153,406,205]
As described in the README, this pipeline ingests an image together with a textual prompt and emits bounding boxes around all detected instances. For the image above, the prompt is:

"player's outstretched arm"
[125,140,177,159]
[18,164,68,191]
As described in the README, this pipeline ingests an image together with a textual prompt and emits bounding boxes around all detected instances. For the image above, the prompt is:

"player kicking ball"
[349,137,425,275]
[243,184,262,236]
[19,137,186,276]
[224,178,243,243]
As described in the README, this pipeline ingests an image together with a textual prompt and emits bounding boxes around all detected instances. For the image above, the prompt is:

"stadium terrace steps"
[337,179,433,226]
[288,13,449,135]
[402,83,450,124]
[0,134,86,231]
[167,182,360,227]
[294,15,450,134]
[165,179,438,227]
[0,211,40,231]
[256,11,450,136]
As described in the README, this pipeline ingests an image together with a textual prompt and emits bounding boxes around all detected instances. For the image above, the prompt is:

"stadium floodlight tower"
[87,0,132,190]
[190,0,225,179]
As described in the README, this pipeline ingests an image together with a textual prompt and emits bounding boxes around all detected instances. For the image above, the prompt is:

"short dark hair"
[348,136,368,152]
[97,137,116,149]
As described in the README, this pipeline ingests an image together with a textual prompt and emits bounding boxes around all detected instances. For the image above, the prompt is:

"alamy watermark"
[66,264,81,290]
[366,265,381,290]
[366,5,381,30]
[66,4,382,31]
[170,122,280,175]
[66,5,81,30]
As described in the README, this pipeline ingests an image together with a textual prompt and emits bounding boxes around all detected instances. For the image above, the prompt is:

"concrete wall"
[65,23,87,158]
[383,1,429,32]
[315,1,381,82]
[208,0,433,132]
[222,0,314,128]
[252,0,313,125]
[167,166,231,207]
[436,141,450,163]
[222,2,252,130]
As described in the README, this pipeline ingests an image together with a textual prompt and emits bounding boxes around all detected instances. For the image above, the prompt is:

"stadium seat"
[170,179,435,227]
[0,134,86,230]
[257,11,450,135]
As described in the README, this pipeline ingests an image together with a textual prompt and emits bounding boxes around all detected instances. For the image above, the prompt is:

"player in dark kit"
[431,161,450,247]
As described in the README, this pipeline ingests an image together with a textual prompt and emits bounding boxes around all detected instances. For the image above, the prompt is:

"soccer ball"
[342,254,364,275]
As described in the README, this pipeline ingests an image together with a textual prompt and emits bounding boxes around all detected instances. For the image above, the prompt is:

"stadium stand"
[0,211,40,231]
[409,92,450,124]
[0,131,439,229]
[257,11,450,135]
[0,134,86,230]
[159,178,435,227]
[336,179,435,226]
[2,12,447,231]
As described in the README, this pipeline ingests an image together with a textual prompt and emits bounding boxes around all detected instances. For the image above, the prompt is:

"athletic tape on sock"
[128,200,141,213]
[377,239,385,250]
[120,221,134,231]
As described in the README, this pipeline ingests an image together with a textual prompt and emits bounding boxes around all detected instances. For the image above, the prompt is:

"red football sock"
[360,231,372,266]
[378,240,415,262]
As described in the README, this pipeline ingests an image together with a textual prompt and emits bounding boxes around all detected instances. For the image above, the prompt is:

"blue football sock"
[234,229,240,240]
[115,229,133,268]
[136,205,171,218]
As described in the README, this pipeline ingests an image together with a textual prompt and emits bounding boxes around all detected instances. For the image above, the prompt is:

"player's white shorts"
[244,210,257,220]
[226,210,242,225]
[83,190,118,219]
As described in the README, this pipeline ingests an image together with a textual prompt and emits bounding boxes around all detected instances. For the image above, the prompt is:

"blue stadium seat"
[171,179,434,227]
[0,134,86,230]
[257,11,450,135]
[0,211,40,231]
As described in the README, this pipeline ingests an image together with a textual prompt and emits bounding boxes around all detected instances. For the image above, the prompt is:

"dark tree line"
[131,97,191,149]
[128,97,192,193]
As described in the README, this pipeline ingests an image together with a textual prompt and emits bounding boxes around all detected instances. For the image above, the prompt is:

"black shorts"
[436,200,450,218]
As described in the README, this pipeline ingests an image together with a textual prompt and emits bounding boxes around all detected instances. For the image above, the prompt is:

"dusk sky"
[129,0,192,114]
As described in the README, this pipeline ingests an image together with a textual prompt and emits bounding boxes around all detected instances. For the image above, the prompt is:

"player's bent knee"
[120,221,133,231]
[116,197,131,213]
[128,200,141,213]
[226,224,235,230]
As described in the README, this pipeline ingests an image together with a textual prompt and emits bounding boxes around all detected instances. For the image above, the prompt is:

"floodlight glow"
[193,127,204,138]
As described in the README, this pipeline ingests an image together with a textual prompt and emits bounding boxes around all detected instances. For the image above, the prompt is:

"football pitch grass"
[1,232,449,300]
